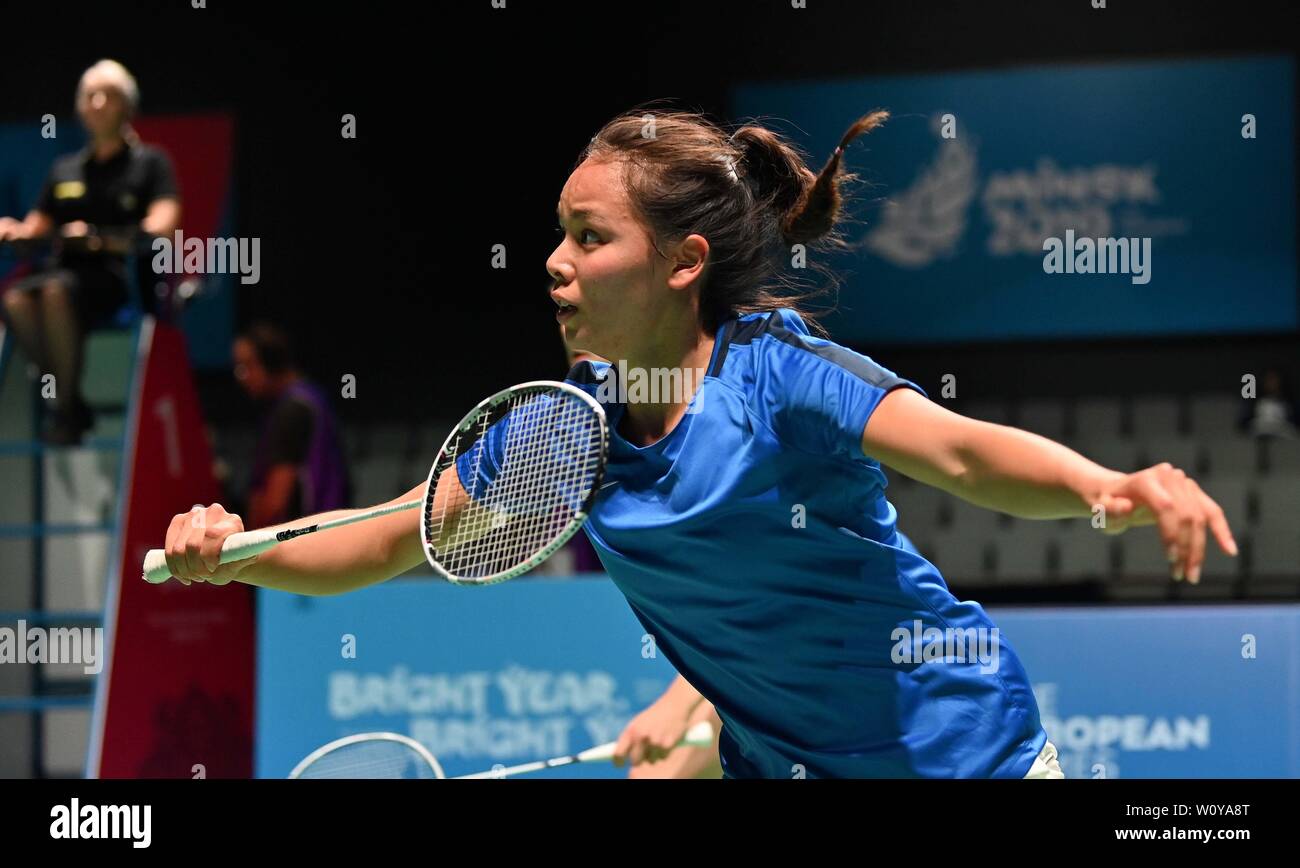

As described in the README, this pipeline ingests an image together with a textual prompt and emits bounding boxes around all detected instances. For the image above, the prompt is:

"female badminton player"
[159,107,1238,778]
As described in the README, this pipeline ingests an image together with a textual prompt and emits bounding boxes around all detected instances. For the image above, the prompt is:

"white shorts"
[1023,741,1065,779]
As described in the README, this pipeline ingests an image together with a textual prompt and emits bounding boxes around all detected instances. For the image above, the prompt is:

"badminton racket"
[142,380,608,586]
[288,721,716,779]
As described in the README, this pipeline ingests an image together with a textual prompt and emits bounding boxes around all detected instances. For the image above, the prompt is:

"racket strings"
[293,740,442,779]
[425,387,604,582]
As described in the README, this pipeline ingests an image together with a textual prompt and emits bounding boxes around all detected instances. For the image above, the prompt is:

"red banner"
[89,318,254,778]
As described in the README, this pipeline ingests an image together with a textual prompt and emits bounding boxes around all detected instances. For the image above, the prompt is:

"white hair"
[77,59,140,116]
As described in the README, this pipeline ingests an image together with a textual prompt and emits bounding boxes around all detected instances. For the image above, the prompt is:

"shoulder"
[270,393,315,429]
[131,144,178,185]
[715,309,926,459]
[564,359,616,406]
[565,358,611,387]
[714,308,922,398]
[131,143,173,167]
[47,151,86,179]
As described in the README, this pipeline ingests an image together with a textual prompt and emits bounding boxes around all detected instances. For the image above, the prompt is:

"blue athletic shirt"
[458,308,1047,778]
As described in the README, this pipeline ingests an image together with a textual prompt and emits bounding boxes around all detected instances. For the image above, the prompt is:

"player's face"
[547,158,677,362]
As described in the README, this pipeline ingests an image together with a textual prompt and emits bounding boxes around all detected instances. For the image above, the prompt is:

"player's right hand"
[163,503,258,586]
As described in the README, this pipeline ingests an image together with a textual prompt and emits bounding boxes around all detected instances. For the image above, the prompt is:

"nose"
[545,247,572,290]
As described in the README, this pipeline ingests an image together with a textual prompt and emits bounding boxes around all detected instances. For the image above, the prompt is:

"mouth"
[552,294,579,322]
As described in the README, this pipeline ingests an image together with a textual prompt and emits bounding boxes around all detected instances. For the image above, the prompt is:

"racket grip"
[578,721,716,764]
[142,528,281,584]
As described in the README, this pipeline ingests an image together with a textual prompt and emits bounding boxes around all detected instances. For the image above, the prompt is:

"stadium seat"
[368,424,415,461]
[1189,393,1244,437]
[1055,521,1113,581]
[1197,539,1242,584]
[1140,437,1205,475]
[929,526,993,584]
[1071,397,1124,442]
[1261,438,1300,475]
[352,455,410,507]
[947,498,1007,538]
[1203,437,1260,477]
[887,479,946,538]
[1072,438,1143,474]
[1016,398,1068,440]
[960,399,1011,426]
[1130,395,1182,438]
[993,519,1056,582]
[1197,476,1251,534]
[1248,522,1300,579]
[1255,476,1300,526]
[1118,530,1174,579]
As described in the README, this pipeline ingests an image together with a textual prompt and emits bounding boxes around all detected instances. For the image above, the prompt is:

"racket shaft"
[457,756,577,779]
[456,722,716,778]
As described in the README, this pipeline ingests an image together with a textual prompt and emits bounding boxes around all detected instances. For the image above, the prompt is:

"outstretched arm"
[863,388,1237,583]
[162,462,493,594]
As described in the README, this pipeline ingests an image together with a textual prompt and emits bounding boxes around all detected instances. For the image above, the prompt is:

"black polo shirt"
[36,141,178,243]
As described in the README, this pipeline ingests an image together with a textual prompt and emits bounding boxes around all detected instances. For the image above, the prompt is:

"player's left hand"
[612,703,691,767]
[1091,463,1238,583]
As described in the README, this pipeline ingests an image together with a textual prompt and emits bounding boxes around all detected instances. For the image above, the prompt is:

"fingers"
[162,503,244,585]
[1139,465,1239,585]
[612,729,676,768]
[611,730,633,768]
[198,505,235,572]
[1182,479,1206,585]
[206,555,258,587]
[1194,482,1239,559]
[184,507,212,579]
[163,510,190,581]
[1154,465,1198,582]
[1132,466,1181,575]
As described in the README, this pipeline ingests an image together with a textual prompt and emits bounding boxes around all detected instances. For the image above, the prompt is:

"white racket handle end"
[681,720,716,748]
[142,528,281,584]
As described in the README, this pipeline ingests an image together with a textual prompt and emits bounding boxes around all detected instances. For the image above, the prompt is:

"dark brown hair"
[580,105,888,335]
[239,321,295,374]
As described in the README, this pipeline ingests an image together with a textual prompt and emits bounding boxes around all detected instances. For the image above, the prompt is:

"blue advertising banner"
[731,56,1297,343]
[994,605,1299,779]
[258,577,1300,779]
[256,576,678,779]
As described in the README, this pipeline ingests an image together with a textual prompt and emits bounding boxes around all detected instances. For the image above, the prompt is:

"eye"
[579,229,601,244]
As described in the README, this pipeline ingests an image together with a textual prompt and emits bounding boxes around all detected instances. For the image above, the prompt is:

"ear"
[665,233,709,293]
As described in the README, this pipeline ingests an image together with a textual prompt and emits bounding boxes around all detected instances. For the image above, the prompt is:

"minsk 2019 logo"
[864,115,1189,270]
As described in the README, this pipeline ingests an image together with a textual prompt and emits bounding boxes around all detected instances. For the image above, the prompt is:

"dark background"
[2,0,1297,424]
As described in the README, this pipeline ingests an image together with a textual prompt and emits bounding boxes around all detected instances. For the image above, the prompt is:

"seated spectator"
[0,59,180,444]
[1240,367,1299,439]
[233,322,352,527]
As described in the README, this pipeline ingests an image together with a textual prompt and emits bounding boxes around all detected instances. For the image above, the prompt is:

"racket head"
[421,380,608,586]
[288,732,446,779]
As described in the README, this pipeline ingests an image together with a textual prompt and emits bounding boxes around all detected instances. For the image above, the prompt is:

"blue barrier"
[258,577,1300,778]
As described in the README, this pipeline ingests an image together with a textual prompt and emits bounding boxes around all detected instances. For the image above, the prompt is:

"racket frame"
[420,380,608,586]
[287,731,447,780]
